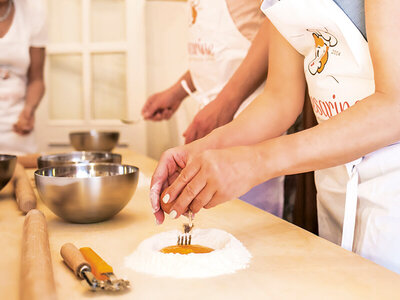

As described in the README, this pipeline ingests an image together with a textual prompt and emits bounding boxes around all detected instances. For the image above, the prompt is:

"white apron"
[0,0,37,155]
[263,0,400,273]
[186,0,284,216]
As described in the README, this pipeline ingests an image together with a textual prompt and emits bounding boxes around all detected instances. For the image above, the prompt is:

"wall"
[145,0,198,159]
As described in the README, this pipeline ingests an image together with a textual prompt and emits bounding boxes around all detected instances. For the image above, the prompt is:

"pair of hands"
[150,143,259,225]
[13,108,35,135]
[141,88,235,144]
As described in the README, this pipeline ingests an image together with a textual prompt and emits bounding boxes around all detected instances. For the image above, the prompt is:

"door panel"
[48,55,84,120]
[91,53,127,120]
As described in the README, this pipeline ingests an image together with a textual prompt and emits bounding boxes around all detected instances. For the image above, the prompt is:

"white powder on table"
[124,228,251,278]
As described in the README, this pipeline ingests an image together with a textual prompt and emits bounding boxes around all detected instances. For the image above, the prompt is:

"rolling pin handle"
[60,243,91,279]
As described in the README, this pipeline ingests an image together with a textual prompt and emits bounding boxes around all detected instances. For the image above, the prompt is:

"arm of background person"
[13,47,45,135]
[183,18,272,143]
[141,70,195,121]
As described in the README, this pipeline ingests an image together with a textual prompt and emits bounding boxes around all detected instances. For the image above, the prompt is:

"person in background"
[150,0,400,274]
[142,0,284,216]
[0,0,46,155]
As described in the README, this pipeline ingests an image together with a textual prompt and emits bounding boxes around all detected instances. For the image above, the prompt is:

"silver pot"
[37,151,122,169]
[69,131,120,152]
[35,163,139,223]
[0,154,17,191]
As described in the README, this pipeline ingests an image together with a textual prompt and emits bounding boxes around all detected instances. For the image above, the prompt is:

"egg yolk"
[160,244,214,254]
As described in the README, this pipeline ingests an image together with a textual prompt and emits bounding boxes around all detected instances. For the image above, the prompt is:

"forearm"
[23,79,45,116]
[213,19,271,112]
[169,70,195,102]
[190,87,304,153]
[254,92,400,182]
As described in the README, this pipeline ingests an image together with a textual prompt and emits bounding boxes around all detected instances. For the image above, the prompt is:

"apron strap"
[341,158,362,251]
[180,80,218,109]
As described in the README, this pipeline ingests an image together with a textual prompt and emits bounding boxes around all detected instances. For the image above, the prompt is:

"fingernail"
[156,218,161,225]
[169,210,177,219]
[162,194,170,204]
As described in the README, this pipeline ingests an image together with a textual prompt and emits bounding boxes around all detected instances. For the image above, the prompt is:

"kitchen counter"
[1,148,399,299]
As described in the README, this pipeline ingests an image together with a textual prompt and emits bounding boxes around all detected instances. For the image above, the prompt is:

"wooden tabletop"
[1,148,399,300]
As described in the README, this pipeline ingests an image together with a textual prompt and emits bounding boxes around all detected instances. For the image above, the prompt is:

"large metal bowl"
[37,151,122,169]
[69,131,120,152]
[35,163,139,223]
[0,154,17,191]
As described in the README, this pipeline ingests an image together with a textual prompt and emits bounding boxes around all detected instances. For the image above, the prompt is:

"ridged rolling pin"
[13,163,36,213]
[20,209,57,300]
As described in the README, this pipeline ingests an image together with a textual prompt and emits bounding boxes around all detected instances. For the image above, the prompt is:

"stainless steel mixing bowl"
[35,163,139,223]
[0,154,17,191]
[37,151,122,169]
[69,131,120,152]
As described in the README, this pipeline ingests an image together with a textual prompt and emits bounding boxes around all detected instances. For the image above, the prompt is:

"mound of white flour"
[124,228,251,278]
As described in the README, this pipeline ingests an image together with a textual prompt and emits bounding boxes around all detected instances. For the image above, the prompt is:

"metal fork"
[177,211,194,245]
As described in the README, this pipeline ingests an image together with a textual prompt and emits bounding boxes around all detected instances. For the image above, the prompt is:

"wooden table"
[1,148,399,299]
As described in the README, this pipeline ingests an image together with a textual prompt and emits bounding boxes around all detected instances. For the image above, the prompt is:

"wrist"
[252,140,283,184]
[22,104,36,117]
[214,86,244,114]
[169,81,188,102]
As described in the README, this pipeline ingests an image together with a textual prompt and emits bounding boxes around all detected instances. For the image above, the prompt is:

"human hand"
[160,146,260,219]
[13,108,35,135]
[183,99,236,144]
[150,145,194,225]
[141,87,184,121]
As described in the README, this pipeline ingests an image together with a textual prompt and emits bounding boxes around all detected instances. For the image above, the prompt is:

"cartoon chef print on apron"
[184,0,284,216]
[262,0,400,273]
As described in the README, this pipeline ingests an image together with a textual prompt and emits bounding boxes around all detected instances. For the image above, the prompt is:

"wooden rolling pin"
[20,209,57,300]
[17,153,39,169]
[13,163,36,214]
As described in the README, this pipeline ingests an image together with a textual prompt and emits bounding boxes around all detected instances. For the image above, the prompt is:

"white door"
[36,0,147,154]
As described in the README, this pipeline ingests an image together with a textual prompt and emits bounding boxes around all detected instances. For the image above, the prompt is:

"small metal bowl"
[0,154,17,191]
[37,151,122,169]
[35,163,139,223]
[69,131,120,152]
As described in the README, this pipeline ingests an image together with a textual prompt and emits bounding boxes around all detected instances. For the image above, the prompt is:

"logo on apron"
[307,29,338,75]
[189,0,199,26]
[0,66,10,80]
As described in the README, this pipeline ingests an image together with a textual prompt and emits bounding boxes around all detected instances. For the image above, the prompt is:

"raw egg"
[160,244,214,255]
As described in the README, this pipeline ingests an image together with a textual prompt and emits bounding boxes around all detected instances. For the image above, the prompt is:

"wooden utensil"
[17,153,40,169]
[20,209,57,300]
[13,163,36,214]
[60,243,100,291]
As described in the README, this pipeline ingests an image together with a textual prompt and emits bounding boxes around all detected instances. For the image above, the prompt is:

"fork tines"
[177,233,192,245]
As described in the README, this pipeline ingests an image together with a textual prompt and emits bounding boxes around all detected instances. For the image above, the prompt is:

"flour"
[137,171,151,188]
[124,228,251,278]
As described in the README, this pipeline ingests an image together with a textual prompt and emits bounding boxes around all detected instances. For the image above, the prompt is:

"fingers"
[161,108,174,120]
[161,160,201,211]
[189,184,215,214]
[203,192,226,209]
[141,95,159,119]
[183,123,197,144]
[13,123,32,135]
[167,170,207,218]
[154,209,165,225]
[150,155,173,220]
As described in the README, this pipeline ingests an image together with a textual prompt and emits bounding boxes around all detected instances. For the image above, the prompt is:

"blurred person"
[142,0,284,216]
[0,0,46,155]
